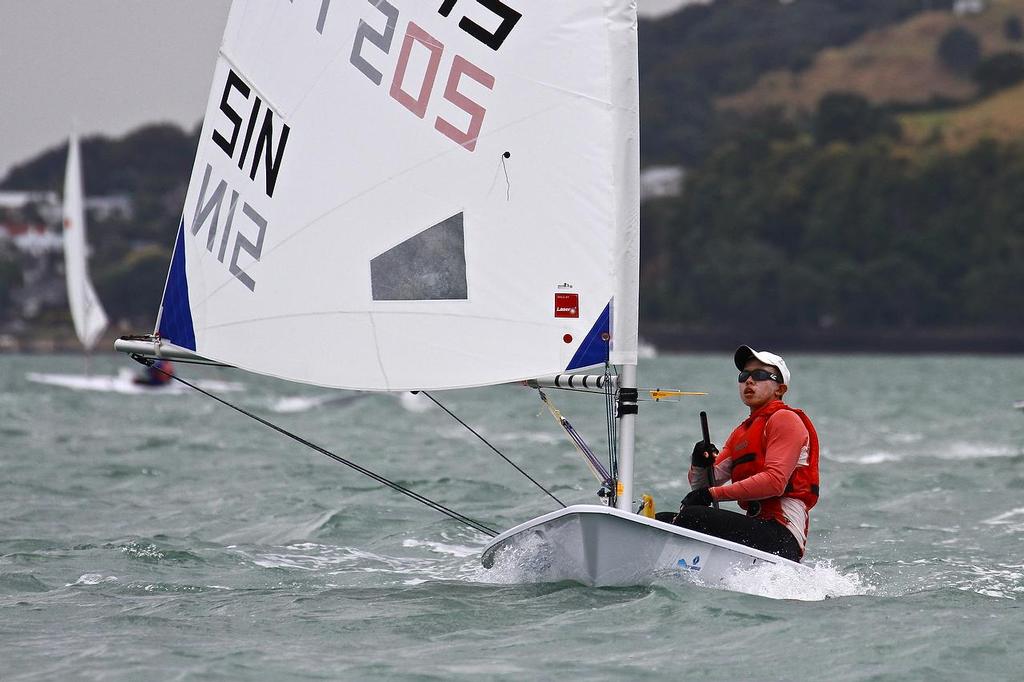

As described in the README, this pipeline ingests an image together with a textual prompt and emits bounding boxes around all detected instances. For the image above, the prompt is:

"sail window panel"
[370,213,468,301]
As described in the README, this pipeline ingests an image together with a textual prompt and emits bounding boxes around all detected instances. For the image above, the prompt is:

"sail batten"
[156,1,640,391]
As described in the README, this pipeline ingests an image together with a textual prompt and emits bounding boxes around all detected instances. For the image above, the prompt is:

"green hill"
[717,0,1024,149]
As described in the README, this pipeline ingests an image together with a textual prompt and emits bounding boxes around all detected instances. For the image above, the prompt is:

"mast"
[608,2,641,512]
[615,363,638,511]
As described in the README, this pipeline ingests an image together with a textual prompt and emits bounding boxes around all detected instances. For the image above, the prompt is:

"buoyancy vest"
[722,400,820,526]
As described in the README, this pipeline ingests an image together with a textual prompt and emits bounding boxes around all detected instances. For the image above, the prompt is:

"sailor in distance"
[658,346,820,562]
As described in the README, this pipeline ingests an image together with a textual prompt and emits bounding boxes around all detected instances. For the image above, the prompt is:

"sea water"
[1,352,1022,680]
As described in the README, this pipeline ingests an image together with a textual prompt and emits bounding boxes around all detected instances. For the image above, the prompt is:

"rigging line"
[420,391,567,509]
[538,390,612,486]
[604,362,618,500]
[128,355,497,537]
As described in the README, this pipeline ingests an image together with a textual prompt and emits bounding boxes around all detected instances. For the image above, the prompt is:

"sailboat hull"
[481,504,804,587]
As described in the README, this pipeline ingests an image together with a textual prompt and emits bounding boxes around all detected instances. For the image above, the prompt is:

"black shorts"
[655,507,802,563]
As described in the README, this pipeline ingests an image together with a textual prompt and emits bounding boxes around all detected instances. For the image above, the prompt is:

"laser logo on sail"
[555,293,579,318]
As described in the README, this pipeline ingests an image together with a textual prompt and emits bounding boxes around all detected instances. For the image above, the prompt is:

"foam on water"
[235,541,478,584]
[461,532,558,585]
[942,441,1021,459]
[269,393,367,413]
[887,432,924,444]
[397,391,431,413]
[883,556,1024,600]
[68,574,118,586]
[714,559,875,601]
[827,451,903,464]
[956,563,1024,600]
[120,542,165,560]
[982,507,1024,532]
[271,396,334,413]
[402,538,479,558]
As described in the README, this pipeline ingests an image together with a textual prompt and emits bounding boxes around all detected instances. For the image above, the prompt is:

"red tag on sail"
[554,293,579,318]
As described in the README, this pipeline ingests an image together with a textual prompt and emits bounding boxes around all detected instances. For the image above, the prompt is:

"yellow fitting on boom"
[649,389,707,401]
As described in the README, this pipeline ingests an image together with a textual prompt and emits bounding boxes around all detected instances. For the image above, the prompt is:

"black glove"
[680,487,713,508]
[690,440,719,468]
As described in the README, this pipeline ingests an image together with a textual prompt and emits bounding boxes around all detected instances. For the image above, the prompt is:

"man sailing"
[664,345,820,562]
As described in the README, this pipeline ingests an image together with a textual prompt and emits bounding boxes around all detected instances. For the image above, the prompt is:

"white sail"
[155,0,640,391]
[63,133,108,351]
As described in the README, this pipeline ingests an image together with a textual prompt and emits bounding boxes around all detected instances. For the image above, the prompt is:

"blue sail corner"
[157,221,197,351]
[565,302,610,371]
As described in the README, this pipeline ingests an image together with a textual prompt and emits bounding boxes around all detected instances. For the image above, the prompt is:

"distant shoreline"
[3,325,1023,355]
[642,324,1024,355]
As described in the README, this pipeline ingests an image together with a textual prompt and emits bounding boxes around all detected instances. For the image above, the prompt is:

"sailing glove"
[680,487,713,508]
[690,440,719,468]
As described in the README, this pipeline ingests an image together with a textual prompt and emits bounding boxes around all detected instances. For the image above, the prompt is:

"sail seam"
[366,312,391,391]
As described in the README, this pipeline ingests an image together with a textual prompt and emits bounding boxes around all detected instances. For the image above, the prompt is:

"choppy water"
[2,352,1023,680]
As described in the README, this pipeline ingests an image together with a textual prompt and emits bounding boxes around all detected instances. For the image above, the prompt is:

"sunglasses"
[738,369,781,383]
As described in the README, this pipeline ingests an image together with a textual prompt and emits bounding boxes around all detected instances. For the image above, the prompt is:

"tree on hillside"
[972,52,1024,95]
[639,121,1024,333]
[0,243,22,320]
[937,26,981,75]
[1004,15,1022,42]
[638,0,936,165]
[95,245,171,325]
[812,93,901,146]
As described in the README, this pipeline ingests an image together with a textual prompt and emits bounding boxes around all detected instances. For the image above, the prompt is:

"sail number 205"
[346,0,521,152]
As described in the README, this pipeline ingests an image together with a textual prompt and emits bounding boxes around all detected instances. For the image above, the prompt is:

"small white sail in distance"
[63,132,109,351]
[149,0,640,391]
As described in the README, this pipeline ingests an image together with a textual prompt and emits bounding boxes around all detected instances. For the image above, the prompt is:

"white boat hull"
[481,504,804,587]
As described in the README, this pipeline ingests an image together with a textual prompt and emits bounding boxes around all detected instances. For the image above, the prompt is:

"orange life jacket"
[722,400,819,526]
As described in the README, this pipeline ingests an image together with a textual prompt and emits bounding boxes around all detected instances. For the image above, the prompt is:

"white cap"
[734,345,791,385]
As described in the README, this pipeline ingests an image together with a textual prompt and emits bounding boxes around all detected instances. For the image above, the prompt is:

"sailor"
[133,359,175,386]
[668,345,819,562]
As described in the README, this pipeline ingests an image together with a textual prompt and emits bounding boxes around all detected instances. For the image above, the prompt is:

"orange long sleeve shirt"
[688,409,810,502]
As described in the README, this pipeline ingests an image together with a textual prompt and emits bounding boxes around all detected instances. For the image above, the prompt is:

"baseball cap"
[734,345,791,385]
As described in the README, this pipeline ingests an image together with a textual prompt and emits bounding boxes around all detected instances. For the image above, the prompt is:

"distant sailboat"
[116,0,806,586]
[28,135,228,394]
[62,132,108,352]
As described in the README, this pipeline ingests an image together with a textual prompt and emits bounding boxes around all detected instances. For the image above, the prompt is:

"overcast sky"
[0,0,695,181]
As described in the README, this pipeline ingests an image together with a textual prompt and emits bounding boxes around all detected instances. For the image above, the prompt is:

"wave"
[0,572,50,594]
[114,540,205,564]
[68,573,118,586]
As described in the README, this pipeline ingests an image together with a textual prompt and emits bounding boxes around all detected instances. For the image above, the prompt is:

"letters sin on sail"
[156,0,640,391]
[63,133,109,351]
